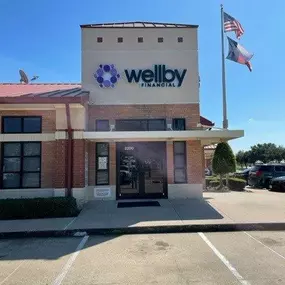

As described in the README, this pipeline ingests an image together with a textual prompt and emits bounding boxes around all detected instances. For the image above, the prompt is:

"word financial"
[124,65,187,87]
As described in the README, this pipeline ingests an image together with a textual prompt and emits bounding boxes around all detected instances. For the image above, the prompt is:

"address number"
[125,146,134,150]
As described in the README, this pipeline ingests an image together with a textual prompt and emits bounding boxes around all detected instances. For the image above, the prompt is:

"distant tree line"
[236,143,285,167]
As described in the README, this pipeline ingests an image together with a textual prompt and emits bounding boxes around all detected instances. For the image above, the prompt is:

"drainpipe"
[65,104,73,197]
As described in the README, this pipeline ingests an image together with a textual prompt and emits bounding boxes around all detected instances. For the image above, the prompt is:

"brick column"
[88,142,96,185]
[187,140,203,184]
[41,141,55,188]
[54,140,67,188]
[166,141,174,184]
[72,139,85,188]
[109,142,116,185]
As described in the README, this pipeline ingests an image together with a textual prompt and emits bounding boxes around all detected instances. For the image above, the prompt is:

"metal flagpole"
[221,4,228,129]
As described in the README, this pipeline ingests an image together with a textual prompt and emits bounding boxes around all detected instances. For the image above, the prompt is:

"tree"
[212,142,236,188]
[236,150,245,167]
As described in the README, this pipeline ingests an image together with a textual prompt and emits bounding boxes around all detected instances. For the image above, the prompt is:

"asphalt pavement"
[1,231,285,284]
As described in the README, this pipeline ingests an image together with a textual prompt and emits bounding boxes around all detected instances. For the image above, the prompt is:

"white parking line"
[63,217,77,230]
[198,232,251,285]
[244,231,285,261]
[0,262,25,285]
[53,235,89,285]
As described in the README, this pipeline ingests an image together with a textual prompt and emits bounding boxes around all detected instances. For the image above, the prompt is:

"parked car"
[248,164,285,189]
[269,176,285,192]
[234,167,252,184]
[205,168,212,176]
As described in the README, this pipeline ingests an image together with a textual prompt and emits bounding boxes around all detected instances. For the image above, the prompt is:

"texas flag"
[226,37,254,72]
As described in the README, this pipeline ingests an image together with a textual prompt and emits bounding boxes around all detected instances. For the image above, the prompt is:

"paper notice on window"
[98,157,107,170]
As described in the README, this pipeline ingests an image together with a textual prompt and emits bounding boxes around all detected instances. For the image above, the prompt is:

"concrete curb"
[1,222,285,239]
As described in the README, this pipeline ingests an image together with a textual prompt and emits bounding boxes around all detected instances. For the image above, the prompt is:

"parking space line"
[244,231,285,261]
[63,217,77,230]
[198,232,251,285]
[53,235,89,285]
[0,262,25,285]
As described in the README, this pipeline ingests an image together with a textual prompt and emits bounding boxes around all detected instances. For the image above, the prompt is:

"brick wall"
[88,104,200,130]
[72,139,85,188]
[0,110,56,133]
[41,142,55,188]
[187,140,203,184]
[54,140,67,188]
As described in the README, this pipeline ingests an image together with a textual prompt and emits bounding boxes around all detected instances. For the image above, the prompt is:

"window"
[138,37,143,43]
[172,118,186,131]
[96,143,109,185]
[117,37,123,43]
[116,119,166,131]
[178,37,183,43]
[275,165,285,172]
[158,37,164,43]
[173,142,187,183]
[2,116,41,133]
[97,37,103,43]
[96,120,109,131]
[2,142,41,189]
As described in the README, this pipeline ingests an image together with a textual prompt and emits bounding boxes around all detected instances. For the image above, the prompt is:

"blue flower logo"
[94,64,120,88]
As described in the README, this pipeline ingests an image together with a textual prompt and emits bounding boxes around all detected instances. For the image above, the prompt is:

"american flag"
[224,12,244,39]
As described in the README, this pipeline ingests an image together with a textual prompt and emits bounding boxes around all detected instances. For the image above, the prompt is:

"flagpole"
[221,4,228,129]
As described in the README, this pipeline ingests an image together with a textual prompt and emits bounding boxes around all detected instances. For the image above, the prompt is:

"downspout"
[65,103,73,197]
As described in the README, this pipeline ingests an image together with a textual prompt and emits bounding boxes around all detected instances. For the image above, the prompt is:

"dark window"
[178,37,183,43]
[97,37,103,43]
[96,120,109,131]
[117,37,123,43]
[2,117,41,133]
[2,142,41,189]
[275,165,285,172]
[116,119,166,131]
[158,37,163,43]
[138,37,143,43]
[173,142,187,183]
[96,143,109,185]
[172,118,186,130]
[259,165,272,171]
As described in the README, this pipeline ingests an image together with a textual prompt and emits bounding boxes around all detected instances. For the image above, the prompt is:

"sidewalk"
[0,189,285,237]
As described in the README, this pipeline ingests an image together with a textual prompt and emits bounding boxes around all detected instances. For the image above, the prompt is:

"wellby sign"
[94,64,187,88]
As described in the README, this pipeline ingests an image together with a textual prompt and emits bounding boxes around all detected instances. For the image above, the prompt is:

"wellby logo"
[94,64,120,88]
[94,64,187,88]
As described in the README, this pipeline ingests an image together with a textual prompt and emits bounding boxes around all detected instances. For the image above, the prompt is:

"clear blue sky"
[1,0,284,153]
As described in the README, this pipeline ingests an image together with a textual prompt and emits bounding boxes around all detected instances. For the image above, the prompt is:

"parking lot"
[1,231,285,284]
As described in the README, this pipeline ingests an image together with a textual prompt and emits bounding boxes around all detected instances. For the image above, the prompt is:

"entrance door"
[116,142,167,199]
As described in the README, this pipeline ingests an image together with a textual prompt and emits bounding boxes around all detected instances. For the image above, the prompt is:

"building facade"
[0,22,243,207]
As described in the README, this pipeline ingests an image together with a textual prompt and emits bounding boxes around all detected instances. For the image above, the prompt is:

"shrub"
[209,180,220,188]
[0,197,79,220]
[228,178,246,191]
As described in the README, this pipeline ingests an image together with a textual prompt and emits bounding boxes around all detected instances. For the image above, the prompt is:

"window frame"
[96,120,110,131]
[1,141,42,189]
[173,141,187,184]
[95,142,109,185]
[172,118,186,131]
[117,37,123,43]
[2,116,42,134]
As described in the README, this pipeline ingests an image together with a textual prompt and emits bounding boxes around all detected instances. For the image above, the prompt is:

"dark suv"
[248,164,285,188]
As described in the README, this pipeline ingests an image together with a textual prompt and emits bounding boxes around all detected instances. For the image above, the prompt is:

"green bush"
[0,197,79,220]
[209,180,220,188]
[228,178,246,191]
[206,177,226,187]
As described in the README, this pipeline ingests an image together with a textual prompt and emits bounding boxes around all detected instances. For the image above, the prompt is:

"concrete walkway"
[0,189,285,236]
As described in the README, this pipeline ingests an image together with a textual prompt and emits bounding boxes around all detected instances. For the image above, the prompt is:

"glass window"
[173,141,187,183]
[2,117,41,133]
[3,117,21,133]
[97,37,103,43]
[1,142,41,189]
[138,37,143,43]
[173,118,185,131]
[96,143,109,185]
[96,120,109,131]
[117,37,123,43]
[178,37,183,43]
[23,117,41,133]
[158,37,164,43]
[148,119,166,131]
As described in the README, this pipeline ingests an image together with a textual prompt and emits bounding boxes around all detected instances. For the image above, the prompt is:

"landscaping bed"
[0,197,79,220]
[205,176,246,192]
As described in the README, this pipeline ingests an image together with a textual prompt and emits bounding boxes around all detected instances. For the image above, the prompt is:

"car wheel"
[265,180,270,189]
